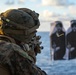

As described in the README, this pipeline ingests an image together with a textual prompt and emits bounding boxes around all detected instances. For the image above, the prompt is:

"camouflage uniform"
[0,8,47,75]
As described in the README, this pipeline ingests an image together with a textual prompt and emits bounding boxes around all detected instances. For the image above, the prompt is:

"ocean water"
[36,31,76,75]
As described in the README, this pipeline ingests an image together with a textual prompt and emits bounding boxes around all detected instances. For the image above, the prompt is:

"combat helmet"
[71,20,76,28]
[18,8,40,26]
[0,9,40,43]
[55,21,63,27]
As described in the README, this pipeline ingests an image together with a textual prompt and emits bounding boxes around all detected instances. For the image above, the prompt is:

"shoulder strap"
[0,35,16,43]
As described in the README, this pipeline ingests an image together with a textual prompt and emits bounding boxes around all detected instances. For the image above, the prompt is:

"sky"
[0,0,76,31]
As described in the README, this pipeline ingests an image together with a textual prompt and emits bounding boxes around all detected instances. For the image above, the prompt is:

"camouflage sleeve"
[0,41,47,75]
[0,41,33,61]
[0,41,33,75]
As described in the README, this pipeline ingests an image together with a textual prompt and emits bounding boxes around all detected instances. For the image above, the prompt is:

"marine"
[50,21,66,60]
[0,8,47,75]
[66,20,76,59]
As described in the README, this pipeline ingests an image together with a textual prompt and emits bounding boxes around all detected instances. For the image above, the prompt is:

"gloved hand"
[70,47,75,51]
[56,47,60,51]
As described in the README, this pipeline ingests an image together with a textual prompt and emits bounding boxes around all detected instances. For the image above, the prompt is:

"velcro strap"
[1,17,28,30]
[1,17,39,35]
[3,29,25,34]
[0,35,16,43]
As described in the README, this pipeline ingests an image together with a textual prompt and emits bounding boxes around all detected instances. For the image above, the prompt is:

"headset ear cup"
[0,21,3,27]
[0,19,4,34]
